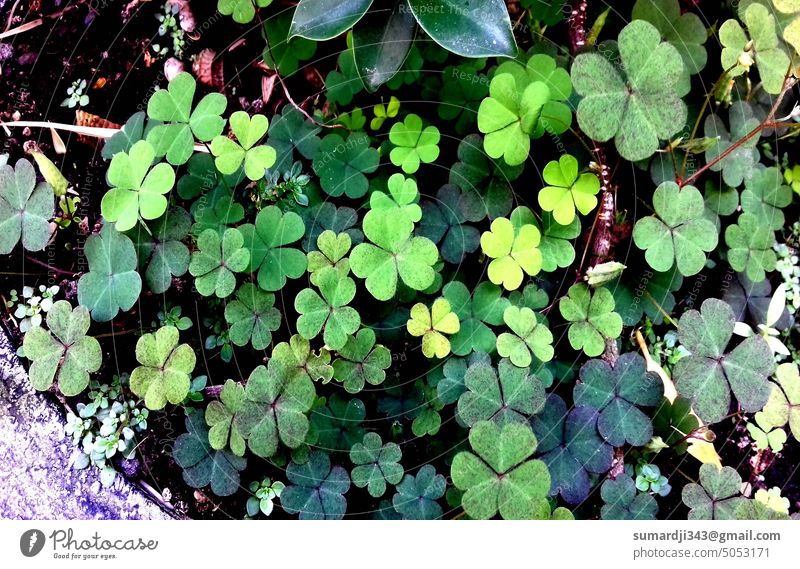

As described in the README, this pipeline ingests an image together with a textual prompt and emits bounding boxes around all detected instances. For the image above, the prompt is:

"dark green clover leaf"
[325,43,365,105]
[536,212,580,272]
[281,450,351,520]
[392,465,446,520]
[77,224,142,322]
[205,379,246,456]
[600,475,658,520]
[0,158,54,254]
[211,112,276,181]
[332,328,391,394]
[272,335,334,384]
[295,266,360,351]
[313,132,379,198]
[301,202,362,252]
[574,353,664,446]
[190,185,245,237]
[612,267,684,326]
[437,351,491,405]
[703,101,761,188]
[189,228,250,298]
[130,325,196,410]
[310,394,366,451]
[725,213,777,283]
[632,181,717,276]
[496,305,554,368]
[571,20,687,161]
[723,273,792,329]
[509,283,549,310]
[443,281,509,356]
[682,464,745,520]
[388,114,440,173]
[350,432,403,498]
[674,298,775,424]
[128,206,191,294]
[224,282,281,350]
[451,420,551,519]
[418,184,480,264]
[740,167,792,230]
[559,284,623,357]
[268,105,322,170]
[438,64,490,134]
[263,11,318,77]
[22,300,101,396]
[102,111,147,160]
[238,206,306,291]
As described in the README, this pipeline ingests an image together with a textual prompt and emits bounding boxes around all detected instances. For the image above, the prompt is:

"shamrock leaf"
[574,353,664,446]
[681,464,745,520]
[281,451,350,520]
[146,72,227,165]
[128,206,190,294]
[307,230,352,284]
[234,363,316,458]
[480,216,542,291]
[538,154,600,225]
[443,281,509,356]
[496,305,554,368]
[600,475,658,520]
[674,298,775,424]
[101,140,175,232]
[173,412,246,497]
[310,394,365,451]
[406,297,460,358]
[313,132,379,198]
[102,111,148,160]
[205,379,247,456]
[325,43,365,106]
[536,212,580,272]
[369,173,422,236]
[760,363,800,441]
[632,182,718,276]
[263,11,317,76]
[268,105,322,170]
[295,266,361,351]
[22,300,101,396]
[388,114,440,173]
[189,228,250,298]
[613,267,684,326]
[370,96,400,130]
[571,20,687,161]
[703,101,761,188]
[130,325,196,410]
[747,413,787,452]
[211,112,276,181]
[725,213,777,283]
[332,328,391,394]
[740,167,792,230]
[723,273,792,329]
[451,420,551,519]
[0,158,54,254]
[435,352,491,405]
[559,284,623,357]
[350,432,403,498]
[418,184,481,265]
[77,224,142,322]
[530,394,614,505]
[392,465,446,520]
[218,0,272,25]
[457,358,545,427]
[301,202,363,252]
[190,185,245,236]
[224,282,281,350]
[272,335,334,384]
[238,206,307,291]
[439,64,489,134]
[632,0,708,77]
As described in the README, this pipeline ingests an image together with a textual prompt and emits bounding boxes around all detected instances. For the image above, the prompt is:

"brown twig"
[23,255,78,276]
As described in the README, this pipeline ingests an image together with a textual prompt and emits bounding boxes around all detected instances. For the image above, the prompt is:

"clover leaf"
[349,432,403,498]
[281,450,350,520]
[406,297,460,358]
[600,475,658,520]
[674,298,775,424]
[571,20,687,161]
[559,284,623,357]
[22,300,101,396]
[388,114,440,173]
[574,353,664,446]
[102,111,148,160]
[267,105,322,170]
[272,334,334,384]
[313,132,379,198]
[234,363,316,458]
[263,11,317,76]
[747,413,787,452]
[435,352,490,405]
[211,112,276,181]
[130,325,196,410]
[0,158,54,254]
[173,412,246,497]
[238,205,306,291]
[703,101,761,188]
[741,167,792,230]
[536,212,580,272]
[101,140,175,232]
[457,358,545,427]
[307,230,352,284]
[613,267,683,326]
[496,305,554,368]
[190,185,245,237]
[480,216,542,291]
[128,206,190,294]
[443,281,509,356]
[451,420,551,519]
[682,464,745,520]
[632,182,718,276]
[301,202,363,252]
[332,328,391,394]
[218,0,272,25]
[725,213,777,283]
[310,394,365,451]
[418,184,481,264]
[77,223,142,322]
[369,173,422,235]
[325,43,364,106]
[224,282,281,350]
[146,72,227,165]
[538,154,600,225]
[530,394,614,505]
[392,465,446,520]
[295,266,360,351]
[760,363,800,441]
[189,228,250,298]
[205,379,247,456]
[439,64,489,134]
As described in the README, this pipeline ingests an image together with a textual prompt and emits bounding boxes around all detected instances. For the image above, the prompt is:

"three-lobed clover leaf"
[571,20,687,161]
[281,450,350,520]
[369,173,422,237]
[310,394,365,451]
[128,206,191,294]
[263,10,318,76]
[267,105,322,170]
[451,420,551,519]
[674,298,775,424]
[300,202,363,252]
[480,216,542,291]
[189,228,250,298]
[740,167,792,231]
[600,475,658,520]
[77,223,143,322]
[418,184,481,264]
[273,334,334,384]
[406,297,460,358]
[210,111,277,181]
[218,0,272,25]
[536,211,580,272]
[307,230,352,284]
[759,363,800,441]
[146,72,227,165]
[538,154,600,225]
[436,352,491,405]
[0,157,54,254]
[443,281,509,356]
[205,379,247,456]
[703,101,761,188]
[457,358,545,427]
[725,213,777,283]
[224,282,281,350]
[349,432,403,498]
[22,300,101,396]
[190,185,245,236]
[632,181,717,276]
[388,114,440,173]
[332,328,391,394]
[101,140,175,232]
[295,266,360,351]
[559,284,623,357]
[682,464,746,520]
[312,132,379,198]
[574,353,664,447]
[496,305,554,368]
[130,325,196,410]
[391,465,446,520]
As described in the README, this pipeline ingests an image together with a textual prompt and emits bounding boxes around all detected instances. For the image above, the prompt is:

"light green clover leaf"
[130,325,196,410]
[218,0,272,24]
[496,305,554,368]
[295,266,361,351]
[760,363,800,441]
[0,158,54,254]
[350,432,403,498]
[211,111,277,181]
[559,283,623,357]
[480,216,542,291]
[205,379,247,456]
[406,297,460,359]
[388,114,441,173]
[725,213,777,283]
[188,228,250,298]
[538,154,600,225]
[307,230,352,284]
[740,167,792,231]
